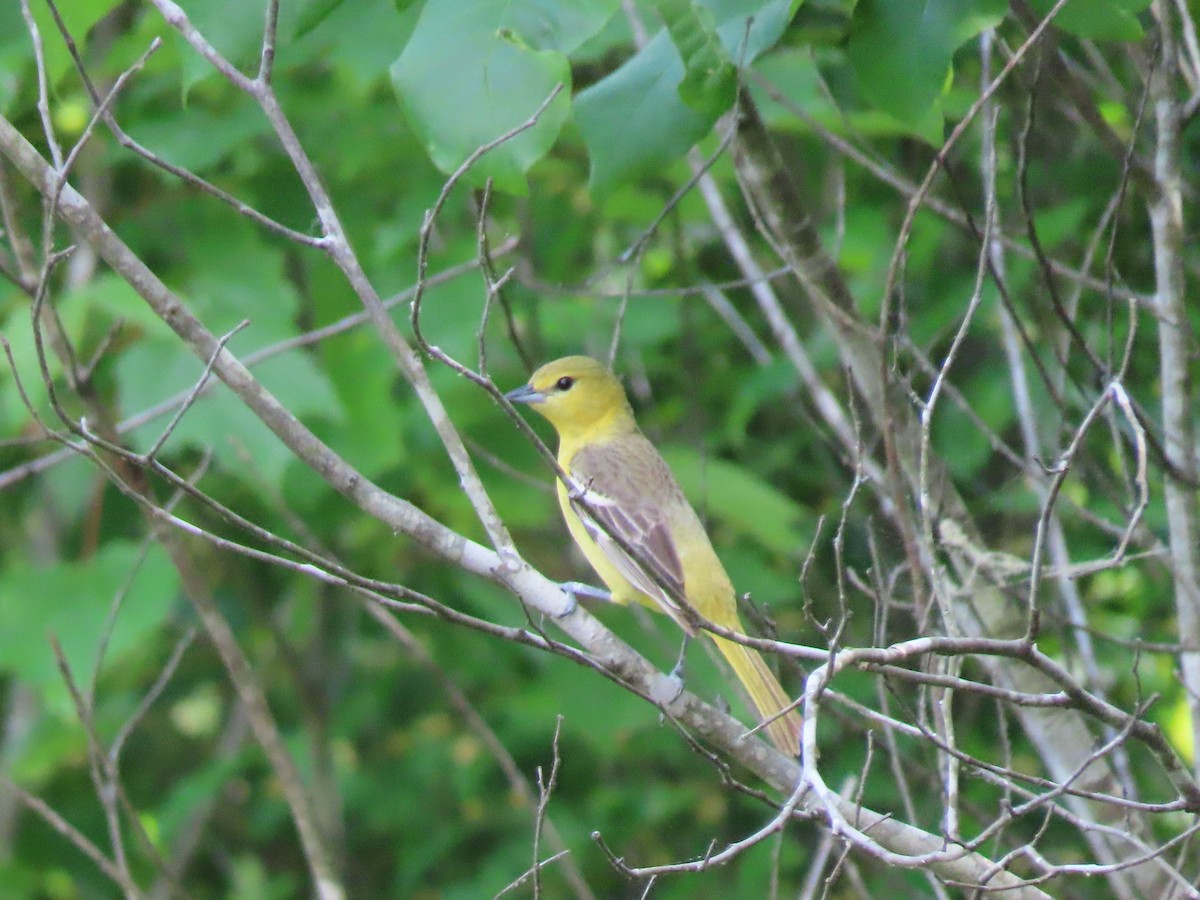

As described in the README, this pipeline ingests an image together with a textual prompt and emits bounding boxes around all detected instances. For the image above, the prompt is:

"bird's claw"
[670,635,691,681]
[556,581,612,617]
[653,669,686,707]
[655,637,690,711]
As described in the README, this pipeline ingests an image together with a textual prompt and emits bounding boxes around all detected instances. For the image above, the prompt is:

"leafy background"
[0,0,1194,897]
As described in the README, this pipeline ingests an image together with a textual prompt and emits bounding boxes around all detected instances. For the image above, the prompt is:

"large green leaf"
[22,0,123,87]
[291,0,418,82]
[289,0,350,38]
[662,446,809,556]
[175,0,410,89]
[1028,0,1147,40]
[392,0,611,193]
[0,311,65,434]
[0,4,30,113]
[660,0,737,116]
[575,29,711,194]
[492,0,624,54]
[0,542,180,698]
[112,214,341,487]
[575,0,793,194]
[846,0,1006,134]
[115,334,340,488]
[174,0,267,93]
[123,103,269,174]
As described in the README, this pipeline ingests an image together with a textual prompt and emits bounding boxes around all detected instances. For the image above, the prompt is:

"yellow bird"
[506,356,801,756]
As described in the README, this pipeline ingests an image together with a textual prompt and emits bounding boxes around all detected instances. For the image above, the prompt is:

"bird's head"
[505,356,634,436]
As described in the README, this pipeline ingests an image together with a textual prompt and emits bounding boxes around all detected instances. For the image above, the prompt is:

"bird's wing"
[568,439,696,633]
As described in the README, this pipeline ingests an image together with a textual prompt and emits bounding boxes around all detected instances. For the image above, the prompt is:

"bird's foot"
[655,637,691,710]
[555,581,612,617]
[670,635,691,681]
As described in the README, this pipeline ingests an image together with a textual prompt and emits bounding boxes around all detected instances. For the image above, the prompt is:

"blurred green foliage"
[0,0,1193,897]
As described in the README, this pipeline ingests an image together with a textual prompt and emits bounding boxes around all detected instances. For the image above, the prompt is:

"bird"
[505,355,802,756]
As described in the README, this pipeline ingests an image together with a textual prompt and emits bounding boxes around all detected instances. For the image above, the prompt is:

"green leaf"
[23,0,123,87]
[290,0,349,38]
[115,336,340,488]
[662,447,809,556]
[847,0,1006,133]
[0,5,30,114]
[112,214,340,487]
[175,0,267,94]
[0,542,180,698]
[391,0,601,193]
[155,752,247,843]
[660,0,737,116]
[1028,0,1144,40]
[576,0,793,194]
[123,103,269,174]
[575,29,710,194]
[290,0,416,83]
[59,272,173,337]
[0,302,77,433]
[708,0,796,58]
[320,329,406,478]
[723,358,796,445]
[497,0,623,54]
[750,48,828,130]
[1032,197,1091,248]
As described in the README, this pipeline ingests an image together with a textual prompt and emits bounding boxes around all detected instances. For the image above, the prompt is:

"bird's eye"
[555,376,575,391]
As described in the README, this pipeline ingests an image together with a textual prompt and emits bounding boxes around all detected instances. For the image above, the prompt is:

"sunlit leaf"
[576,0,793,193]
[391,0,601,192]
[847,0,1005,134]
[0,542,179,696]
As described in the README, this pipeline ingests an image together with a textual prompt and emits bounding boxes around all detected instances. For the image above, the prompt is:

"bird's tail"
[712,635,801,757]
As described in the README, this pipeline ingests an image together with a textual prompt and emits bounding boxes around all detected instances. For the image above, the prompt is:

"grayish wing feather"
[569,439,696,633]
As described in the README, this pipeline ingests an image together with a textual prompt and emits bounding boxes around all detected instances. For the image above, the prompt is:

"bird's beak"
[504,383,546,404]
